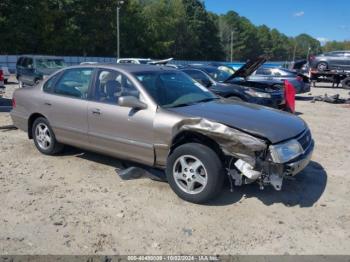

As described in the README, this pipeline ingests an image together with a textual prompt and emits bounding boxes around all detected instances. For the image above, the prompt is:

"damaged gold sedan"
[11,64,314,203]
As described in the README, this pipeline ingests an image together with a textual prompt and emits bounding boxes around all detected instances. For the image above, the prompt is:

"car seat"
[102,80,121,103]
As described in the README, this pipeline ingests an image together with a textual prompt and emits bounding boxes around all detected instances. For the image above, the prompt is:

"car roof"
[69,63,179,73]
[186,65,218,70]
[117,58,152,61]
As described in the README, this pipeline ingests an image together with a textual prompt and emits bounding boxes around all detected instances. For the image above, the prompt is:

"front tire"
[32,117,64,155]
[166,143,224,203]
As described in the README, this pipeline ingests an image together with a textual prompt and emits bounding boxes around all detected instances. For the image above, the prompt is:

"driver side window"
[54,68,93,99]
[93,69,140,104]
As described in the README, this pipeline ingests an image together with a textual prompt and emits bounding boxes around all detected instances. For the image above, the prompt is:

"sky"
[204,0,350,44]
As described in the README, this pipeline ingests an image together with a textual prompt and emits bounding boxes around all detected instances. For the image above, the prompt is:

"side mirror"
[118,96,147,110]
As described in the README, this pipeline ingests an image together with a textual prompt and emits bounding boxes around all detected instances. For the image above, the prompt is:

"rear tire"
[166,143,224,203]
[32,117,64,155]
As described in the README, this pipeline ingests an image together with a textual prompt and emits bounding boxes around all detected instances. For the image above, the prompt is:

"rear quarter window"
[43,73,61,93]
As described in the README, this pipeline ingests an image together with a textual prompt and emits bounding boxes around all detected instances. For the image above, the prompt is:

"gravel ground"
[1,77,350,255]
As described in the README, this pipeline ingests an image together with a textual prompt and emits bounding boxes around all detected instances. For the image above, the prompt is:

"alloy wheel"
[173,155,208,194]
[35,123,52,150]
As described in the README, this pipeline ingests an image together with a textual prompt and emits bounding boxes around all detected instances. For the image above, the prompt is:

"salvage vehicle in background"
[117,57,173,65]
[181,67,286,110]
[309,50,350,71]
[11,64,314,203]
[206,57,310,94]
[249,67,311,94]
[16,55,66,87]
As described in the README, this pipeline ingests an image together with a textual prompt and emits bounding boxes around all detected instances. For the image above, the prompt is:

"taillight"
[0,70,4,81]
[12,98,16,108]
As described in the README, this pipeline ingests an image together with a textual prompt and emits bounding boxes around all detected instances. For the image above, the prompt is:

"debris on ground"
[311,93,350,104]
[116,165,167,182]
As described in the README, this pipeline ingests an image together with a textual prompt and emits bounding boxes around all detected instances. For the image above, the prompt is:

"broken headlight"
[269,139,303,163]
[245,89,271,98]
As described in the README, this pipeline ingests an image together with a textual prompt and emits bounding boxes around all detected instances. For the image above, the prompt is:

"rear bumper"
[10,110,28,132]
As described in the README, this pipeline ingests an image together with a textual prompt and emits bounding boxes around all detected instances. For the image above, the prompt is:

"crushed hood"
[224,55,267,82]
[167,99,306,144]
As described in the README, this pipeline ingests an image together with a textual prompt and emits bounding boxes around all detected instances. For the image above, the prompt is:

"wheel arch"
[169,130,225,162]
[27,113,47,139]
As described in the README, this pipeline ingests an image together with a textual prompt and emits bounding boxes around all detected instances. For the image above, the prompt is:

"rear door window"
[43,73,61,93]
[53,68,93,99]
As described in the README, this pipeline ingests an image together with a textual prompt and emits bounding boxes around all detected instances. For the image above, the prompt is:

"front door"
[21,57,35,85]
[87,69,155,165]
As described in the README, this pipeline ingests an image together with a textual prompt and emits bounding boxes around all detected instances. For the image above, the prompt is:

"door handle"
[91,108,101,115]
[44,102,52,106]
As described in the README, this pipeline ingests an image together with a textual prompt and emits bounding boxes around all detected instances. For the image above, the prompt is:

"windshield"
[202,67,231,82]
[134,71,217,108]
[36,59,66,69]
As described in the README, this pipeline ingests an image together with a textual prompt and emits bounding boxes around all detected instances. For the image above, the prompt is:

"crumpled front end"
[173,118,314,191]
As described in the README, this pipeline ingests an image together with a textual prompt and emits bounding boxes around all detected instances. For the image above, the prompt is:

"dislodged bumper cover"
[174,118,267,166]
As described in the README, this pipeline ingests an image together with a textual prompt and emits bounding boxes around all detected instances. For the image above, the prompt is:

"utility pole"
[292,42,297,62]
[230,31,234,62]
[116,0,124,59]
[306,46,311,61]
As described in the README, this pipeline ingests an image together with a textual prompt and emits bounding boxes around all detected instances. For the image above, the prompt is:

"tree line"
[0,0,345,61]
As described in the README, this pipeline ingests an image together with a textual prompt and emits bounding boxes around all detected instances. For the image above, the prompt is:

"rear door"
[43,67,94,148]
[87,68,155,165]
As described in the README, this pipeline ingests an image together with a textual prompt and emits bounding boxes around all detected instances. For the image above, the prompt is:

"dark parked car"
[16,55,66,87]
[205,57,310,94]
[181,67,286,110]
[249,67,311,94]
[309,51,350,71]
[11,64,314,203]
